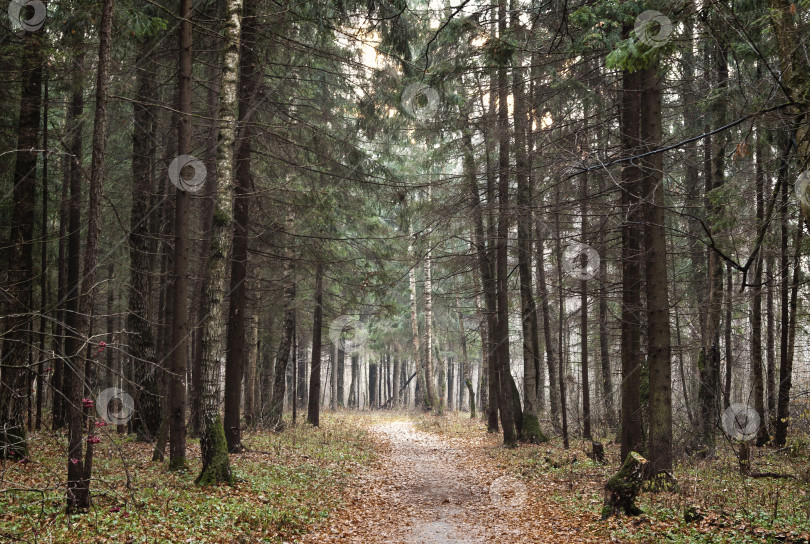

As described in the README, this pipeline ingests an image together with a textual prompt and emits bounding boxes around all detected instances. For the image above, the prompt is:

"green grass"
[0,412,376,543]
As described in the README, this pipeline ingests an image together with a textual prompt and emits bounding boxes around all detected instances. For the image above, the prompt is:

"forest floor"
[0,413,376,543]
[301,415,608,543]
[305,412,810,544]
[3,411,810,543]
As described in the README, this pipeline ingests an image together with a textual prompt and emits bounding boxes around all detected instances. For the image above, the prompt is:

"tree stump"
[738,442,752,476]
[601,451,647,519]
[588,441,605,464]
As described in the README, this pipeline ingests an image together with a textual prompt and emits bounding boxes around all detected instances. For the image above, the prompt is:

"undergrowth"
[0,412,375,543]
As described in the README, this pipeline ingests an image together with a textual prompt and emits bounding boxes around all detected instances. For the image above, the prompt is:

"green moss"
[522,413,550,444]
[465,379,476,418]
[212,207,230,229]
[603,451,647,519]
[643,471,680,493]
[196,414,233,486]
[168,457,188,472]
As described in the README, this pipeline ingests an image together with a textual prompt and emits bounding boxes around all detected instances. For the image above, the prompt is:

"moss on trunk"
[465,379,476,418]
[196,414,232,486]
[522,413,549,444]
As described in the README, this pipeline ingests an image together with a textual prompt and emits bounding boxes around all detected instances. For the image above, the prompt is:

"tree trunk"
[196,0,242,484]
[190,48,221,438]
[602,452,647,519]
[244,313,258,428]
[1,18,42,459]
[67,0,114,511]
[775,220,802,446]
[619,56,643,462]
[308,262,323,426]
[36,75,49,432]
[580,170,591,441]
[259,310,275,422]
[330,344,338,410]
[129,35,162,441]
[52,149,69,430]
[369,361,378,409]
[751,136,768,446]
[423,229,439,411]
[554,186,568,449]
[770,0,810,222]
[536,217,560,426]
[513,34,544,443]
[640,63,673,474]
[392,355,401,408]
[348,353,359,408]
[697,38,727,455]
[168,0,194,470]
[496,0,516,446]
[61,41,87,441]
[461,108,499,431]
[337,345,345,408]
[598,215,615,428]
[408,224,426,410]
[267,212,296,430]
[724,264,733,407]
[777,154,789,438]
[223,0,259,453]
[297,333,307,410]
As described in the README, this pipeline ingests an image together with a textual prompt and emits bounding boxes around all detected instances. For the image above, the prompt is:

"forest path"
[301,417,608,544]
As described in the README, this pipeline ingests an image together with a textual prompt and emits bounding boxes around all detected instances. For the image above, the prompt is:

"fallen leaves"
[302,418,612,544]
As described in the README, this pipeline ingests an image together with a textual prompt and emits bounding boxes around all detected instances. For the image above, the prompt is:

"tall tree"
[168,0,194,470]
[267,212,296,429]
[423,221,439,411]
[640,61,673,474]
[495,0,516,446]
[619,44,643,462]
[307,262,324,426]
[129,34,162,441]
[513,22,544,443]
[751,133,769,445]
[66,0,114,511]
[223,0,259,453]
[196,0,243,485]
[580,164,591,441]
[1,11,43,459]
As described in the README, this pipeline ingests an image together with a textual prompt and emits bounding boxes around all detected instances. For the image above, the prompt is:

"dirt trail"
[302,419,608,544]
